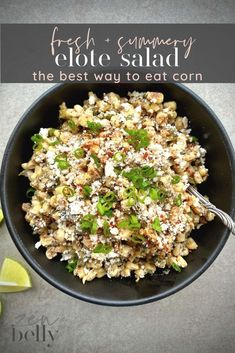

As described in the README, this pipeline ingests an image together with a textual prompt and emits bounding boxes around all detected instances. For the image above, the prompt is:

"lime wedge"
[0,258,32,293]
[0,209,3,224]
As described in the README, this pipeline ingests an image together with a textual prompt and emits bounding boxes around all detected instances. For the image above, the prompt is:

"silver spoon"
[187,185,235,235]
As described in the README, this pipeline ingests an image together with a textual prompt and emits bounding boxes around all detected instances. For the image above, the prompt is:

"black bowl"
[1,83,235,306]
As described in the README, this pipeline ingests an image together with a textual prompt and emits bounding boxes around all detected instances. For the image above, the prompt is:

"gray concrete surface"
[0,1,235,353]
[0,0,235,23]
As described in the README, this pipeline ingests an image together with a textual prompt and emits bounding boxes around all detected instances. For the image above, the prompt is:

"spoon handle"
[187,185,235,235]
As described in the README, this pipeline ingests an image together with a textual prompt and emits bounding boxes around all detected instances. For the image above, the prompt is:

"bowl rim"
[1,82,235,307]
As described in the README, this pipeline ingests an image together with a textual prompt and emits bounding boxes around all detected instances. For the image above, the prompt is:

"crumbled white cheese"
[110,227,119,235]
[200,147,206,157]
[97,218,104,227]
[90,234,98,242]
[121,102,131,111]
[39,128,48,138]
[161,223,169,232]
[46,150,56,165]
[91,180,101,194]
[88,95,96,105]
[144,197,152,205]
[69,200,84,215]
[104,160,116,177]
[35,241,42,249]
[107,251,119,259]
[60,251,73,261]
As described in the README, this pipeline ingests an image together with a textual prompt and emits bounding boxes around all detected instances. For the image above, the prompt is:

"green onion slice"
[26,188,35,199]
[62,186,75,198]
[126,129,150,151]
[137,189,147,203]
[90,153,100,168]
[65,258,78,273]
[130,234,146,244]
[31,134,43,150]
[103,221,110,237]
[123,186,137,199]
[149,188,158,200]
[55,154,70,170]
[68,119,77,131]
[113,152,126,163]
[49,138,60,146]
[191,136,198,143]
[74,148,85,159]
[48,128,56,137]
[174,194,182,206]
[149,188,167,201]
[127,197,136,207]
[87,121,103,133]
[80,214,98,234]
[83,185,92,198]
[118,214,141,230]
[93,243,112,254]
[103,191,116,203]
[152,217,162,232]
[171,262,182,272]
[171,175,181,184]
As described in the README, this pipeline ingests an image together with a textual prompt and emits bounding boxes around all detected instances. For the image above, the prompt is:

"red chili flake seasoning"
[110,219,116,227]
[143,152,149,159]
[100,156,109,163]
[83,141,100,150]
[123,145,130,152]
[107,151,114,157]
[163,244,170,252]
[146,240,152,248]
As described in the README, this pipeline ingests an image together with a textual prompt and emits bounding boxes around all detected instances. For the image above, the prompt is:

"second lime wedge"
[0,258,32,293]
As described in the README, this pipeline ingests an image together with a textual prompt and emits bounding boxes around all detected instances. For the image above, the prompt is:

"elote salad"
[21,91,214,283]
